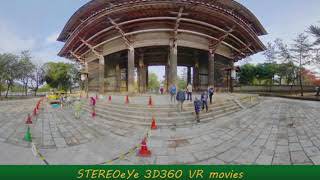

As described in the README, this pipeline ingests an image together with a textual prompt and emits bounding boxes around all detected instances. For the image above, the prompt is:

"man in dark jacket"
[194,97,202,123]
[176,90,186,112]
[208,86,215,104]
[201,91,208,112]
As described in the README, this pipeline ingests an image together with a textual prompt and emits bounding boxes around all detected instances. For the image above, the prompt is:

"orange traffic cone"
[33,108,37,116]
[108,96,112,102]
[151,117,157,130]
[125,95,129,104]
[138,138,151,157]
[148,96,153,106]
[92,109,96,118]
[26,114,32,124]
[36,103,40,110]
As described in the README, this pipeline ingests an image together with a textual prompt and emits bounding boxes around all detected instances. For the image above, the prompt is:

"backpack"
[176,91,186,101]
[170,86,176,94]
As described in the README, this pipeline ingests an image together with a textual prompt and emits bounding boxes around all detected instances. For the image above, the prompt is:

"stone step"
[83,100,241,119]
[88,98,233,111]
[83,100,240,118]
[84,104,242,127]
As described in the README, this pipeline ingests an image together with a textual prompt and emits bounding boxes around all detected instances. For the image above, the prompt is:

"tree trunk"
[34,88,38,96]
[25,85,28,96]
[0,85,1,97]
[299,73,304,96]
[299,59,304,97]
[5,83,11,98]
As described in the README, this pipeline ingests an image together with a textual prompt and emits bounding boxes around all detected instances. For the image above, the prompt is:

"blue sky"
[0,0,319,74]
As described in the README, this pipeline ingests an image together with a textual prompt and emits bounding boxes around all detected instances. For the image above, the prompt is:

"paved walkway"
[0,95,319,165]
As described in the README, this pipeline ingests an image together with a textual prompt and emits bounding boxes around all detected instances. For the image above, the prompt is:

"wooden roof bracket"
[79,37,103,58]
[108,17,133,49]
[69,51,84,62]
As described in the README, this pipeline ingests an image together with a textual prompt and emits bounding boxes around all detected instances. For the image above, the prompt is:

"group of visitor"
[169,84,215,123]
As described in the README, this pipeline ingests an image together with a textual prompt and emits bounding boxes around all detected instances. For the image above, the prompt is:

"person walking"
[176,89,186,112]
[187,83,193,101]
[169,84,177,103]
[194,97,202,123]
[90,96,96,117]
[201,91,209,112]
[160,86,164,95]
[208,86,215,104]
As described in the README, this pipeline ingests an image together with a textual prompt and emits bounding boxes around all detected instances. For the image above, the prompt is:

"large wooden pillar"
[169,39,178,87]
[230,61,235,93]
[84,61,89,98]
[193,57,199,91]
[138,53,147,93]
[98,55,105,94]
[146,67,149,90]
[127,47,135,93]
[115,63,121,92]
[208,49,215,87]
[165,65,169,91]
[187,67,192,85]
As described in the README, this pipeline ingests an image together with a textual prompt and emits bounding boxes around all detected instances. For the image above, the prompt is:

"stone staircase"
[82,95,260,127]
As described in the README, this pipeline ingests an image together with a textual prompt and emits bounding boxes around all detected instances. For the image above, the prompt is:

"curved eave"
[228,0,267,36]
[57,0,267,42]
[57,0,105,42]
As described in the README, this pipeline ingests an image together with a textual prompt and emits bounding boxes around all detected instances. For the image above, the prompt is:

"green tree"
[30,64,45,96]
[43,62,79,92]
[0,53,21,97]
[18,51,36,95]
[239,64,256,85]
[263,42,277,63]
[309,25,320,45]
[148,73,160,92]
[308,24,320,69]
[0,53,6,96]
[177,76,187,90]
[276,34,315,96]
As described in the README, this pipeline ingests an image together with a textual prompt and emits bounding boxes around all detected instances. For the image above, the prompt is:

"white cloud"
[45,32,59,44]
[0,20,36,53]
[32,47,68,65]
[0,19,69,65]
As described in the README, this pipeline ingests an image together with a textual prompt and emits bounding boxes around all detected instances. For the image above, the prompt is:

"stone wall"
[234,85,316,93]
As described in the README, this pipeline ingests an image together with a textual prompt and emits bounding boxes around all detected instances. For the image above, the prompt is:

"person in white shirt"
[187,84,193,101]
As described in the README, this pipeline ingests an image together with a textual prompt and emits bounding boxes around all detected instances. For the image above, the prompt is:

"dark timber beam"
[232,43,252,61]
[71,17,254,55]
[168,7,185,87]
[209,28,234,50]
[207,28,235,88]
[79,38,102,58]
[69,51,83,62]
[173,7,184,39]
[108,17,132,48]
[108,17,135,93]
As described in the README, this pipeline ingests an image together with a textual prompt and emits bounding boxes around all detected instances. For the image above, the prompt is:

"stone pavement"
[0,94,319,165]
